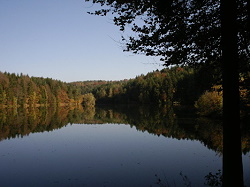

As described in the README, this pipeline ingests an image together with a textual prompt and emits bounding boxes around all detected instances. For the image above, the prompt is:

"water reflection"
[1,105,249,155]
[0,105,249,186]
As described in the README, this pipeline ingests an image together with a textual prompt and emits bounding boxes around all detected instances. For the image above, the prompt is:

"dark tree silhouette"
[85,0,249,186]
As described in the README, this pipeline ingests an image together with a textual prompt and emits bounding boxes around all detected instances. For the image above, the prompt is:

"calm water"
[0,105,249,187]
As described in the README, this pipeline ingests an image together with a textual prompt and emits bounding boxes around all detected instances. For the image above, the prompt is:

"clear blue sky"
[0,0,163,82]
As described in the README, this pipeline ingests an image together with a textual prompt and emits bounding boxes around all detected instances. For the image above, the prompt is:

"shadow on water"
[0,104,249,186]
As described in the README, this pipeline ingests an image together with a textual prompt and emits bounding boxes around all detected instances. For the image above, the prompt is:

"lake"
[0,105,249,187]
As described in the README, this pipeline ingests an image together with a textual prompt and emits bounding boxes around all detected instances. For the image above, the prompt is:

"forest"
[1,65,249,117]
[88,66,212,105]
[0,72,91,108]
[72,66,250,117]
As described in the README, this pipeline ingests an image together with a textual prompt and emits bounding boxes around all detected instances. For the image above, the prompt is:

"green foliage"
[82,66,214,106]
[195,91,223,117]
[82,93,96,108]
[0,72,82,108]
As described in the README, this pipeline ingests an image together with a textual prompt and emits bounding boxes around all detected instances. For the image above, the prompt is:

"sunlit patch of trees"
[82,93,96,108]
[195,89,223,117]
[0,72,83,108]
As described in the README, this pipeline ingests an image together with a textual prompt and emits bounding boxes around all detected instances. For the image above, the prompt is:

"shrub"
[82,93,96,108]
[195,91,222,117]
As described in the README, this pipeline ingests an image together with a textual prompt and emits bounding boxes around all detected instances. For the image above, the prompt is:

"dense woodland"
[72,66,249,117]
[1,65,249,117]
[88,66,214,105]
[0,72,83,108]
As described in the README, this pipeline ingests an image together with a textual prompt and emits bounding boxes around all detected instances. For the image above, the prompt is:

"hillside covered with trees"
[89,66,215,105]
[0,72,83,108]
[1,65,249,117]
[72,65,249,117]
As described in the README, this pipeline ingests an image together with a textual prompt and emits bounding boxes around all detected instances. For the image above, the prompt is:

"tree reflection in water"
[0,104,249,186]
[0,104,249,154]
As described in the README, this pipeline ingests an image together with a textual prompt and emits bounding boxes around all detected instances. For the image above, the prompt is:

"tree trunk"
[221,1,244,187]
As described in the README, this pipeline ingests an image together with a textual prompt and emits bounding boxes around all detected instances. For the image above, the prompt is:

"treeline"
[86,66,216,105]
[0,72,83,108]
[1,66,249,116]
[73,66,249,117]
[71,80,127,94]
